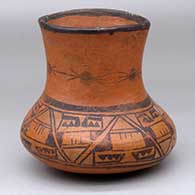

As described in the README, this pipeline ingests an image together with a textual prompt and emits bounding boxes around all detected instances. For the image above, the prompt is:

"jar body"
[21,95,176,174]
[21,9,176,174]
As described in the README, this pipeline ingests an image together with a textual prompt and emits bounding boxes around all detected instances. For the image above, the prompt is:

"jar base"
[36,156,162,174]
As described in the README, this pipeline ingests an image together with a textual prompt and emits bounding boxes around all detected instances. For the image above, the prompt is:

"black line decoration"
[21,95,175,169]
[48,63,109,85]
[48,63,142,86]
[118,68,141,82]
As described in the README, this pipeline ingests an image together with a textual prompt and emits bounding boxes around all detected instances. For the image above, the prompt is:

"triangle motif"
[36,109,50,126]
[111,117,134,130]
[61,147,87,162]
[160,139,172,154]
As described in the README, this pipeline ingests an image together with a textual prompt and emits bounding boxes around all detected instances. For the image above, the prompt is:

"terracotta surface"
[20,9,176,174]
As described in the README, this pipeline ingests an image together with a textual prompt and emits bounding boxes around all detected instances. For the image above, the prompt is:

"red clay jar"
[20,9,176,174]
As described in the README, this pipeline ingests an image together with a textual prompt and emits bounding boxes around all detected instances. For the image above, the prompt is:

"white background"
[0,0,194,194]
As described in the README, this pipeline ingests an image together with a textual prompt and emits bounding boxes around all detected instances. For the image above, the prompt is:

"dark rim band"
[39,8,150,34]
[43,95,152,113]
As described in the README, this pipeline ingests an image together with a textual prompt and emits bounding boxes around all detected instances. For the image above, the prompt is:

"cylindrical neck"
[42,29,149,107]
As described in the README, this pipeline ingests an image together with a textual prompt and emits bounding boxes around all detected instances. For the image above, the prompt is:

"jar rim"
[39,8,150,34]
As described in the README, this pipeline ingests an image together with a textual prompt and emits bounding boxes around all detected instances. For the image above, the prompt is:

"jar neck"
[42,29,149,107]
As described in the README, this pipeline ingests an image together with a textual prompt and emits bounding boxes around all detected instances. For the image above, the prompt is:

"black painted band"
[43,95,152,112]
[39,8,150,34]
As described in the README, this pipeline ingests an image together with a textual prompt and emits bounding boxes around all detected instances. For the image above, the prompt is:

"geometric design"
[132,146,156,161]
[61,147,87,162]
[21,94,176,172]
[160,139,172,154]
[111,117,133,130]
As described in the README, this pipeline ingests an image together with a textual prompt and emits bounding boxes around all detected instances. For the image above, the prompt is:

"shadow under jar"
[20,9,176,174]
